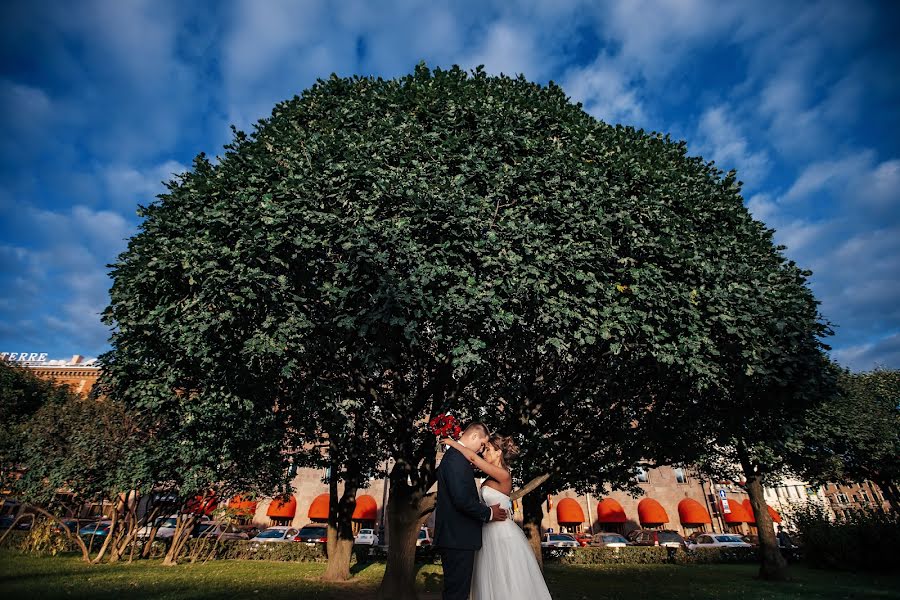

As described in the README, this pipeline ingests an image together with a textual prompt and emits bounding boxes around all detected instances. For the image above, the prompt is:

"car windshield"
[603,535,627,543]
[299,527,326,536]
[256,529,287,539]
[418,530,428,539]
[550,534,574,541]
[359,529,372,535]
[716,535,744,543]
[657,532,682,542]
[155,518,177,528]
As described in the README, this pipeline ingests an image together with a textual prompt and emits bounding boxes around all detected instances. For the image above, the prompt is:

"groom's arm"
[443,453,492,522]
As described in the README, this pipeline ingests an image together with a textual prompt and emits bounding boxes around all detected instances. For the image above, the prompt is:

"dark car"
[52,519,82,534]
[0,514,32,530]
[295,525,328,545]
[78,521,112,537]
[629,529,686,548]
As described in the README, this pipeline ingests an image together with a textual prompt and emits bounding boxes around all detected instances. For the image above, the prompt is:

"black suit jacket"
[434,446,492,550]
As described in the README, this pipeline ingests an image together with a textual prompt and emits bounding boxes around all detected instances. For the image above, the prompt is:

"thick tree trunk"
[521,491,545,570]
[377,481,426,600]
[745,474,788,581]
[323,476,359,582]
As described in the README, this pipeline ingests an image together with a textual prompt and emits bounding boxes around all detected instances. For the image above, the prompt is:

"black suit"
[435,446,492,600]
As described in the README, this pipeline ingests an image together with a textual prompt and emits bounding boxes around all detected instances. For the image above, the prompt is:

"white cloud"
[102,160,188,211]
[560,54,646,125]
[695,105,770,188]
[831,332,900,372]
[463,22,542,78]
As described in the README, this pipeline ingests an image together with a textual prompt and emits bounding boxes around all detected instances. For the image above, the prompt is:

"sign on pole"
[721,498,731,514]
[718,489,727,500]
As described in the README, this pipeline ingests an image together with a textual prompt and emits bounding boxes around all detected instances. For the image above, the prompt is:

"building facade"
[823,481,891,518]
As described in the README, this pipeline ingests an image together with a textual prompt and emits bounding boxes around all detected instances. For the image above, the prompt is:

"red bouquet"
[429,413,462,439]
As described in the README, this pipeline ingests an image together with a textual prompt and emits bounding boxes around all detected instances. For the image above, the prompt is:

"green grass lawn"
[1,552,898,600]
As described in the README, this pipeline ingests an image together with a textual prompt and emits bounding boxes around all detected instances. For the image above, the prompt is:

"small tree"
[797,369,900,511]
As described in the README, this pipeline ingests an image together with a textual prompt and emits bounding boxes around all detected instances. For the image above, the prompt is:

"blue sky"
[1,0,898,370]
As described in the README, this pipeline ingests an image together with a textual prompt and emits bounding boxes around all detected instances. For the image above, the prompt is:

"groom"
[434,422,508,600]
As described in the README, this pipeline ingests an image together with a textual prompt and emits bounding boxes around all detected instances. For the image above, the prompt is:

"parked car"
[688,533,752,548]
[541,533,579,548]
[741,534,760,547]
[629,529,686,548]
[295,525,328,545]
[193,522,250,540]
[589,533,630,548]
[78,521,112,538]
[0,514,32,530]
[416,527,433,547]
[355,528,379,546]
[137,515,212,540]
[573,532,593,547]
[52,519,82,534]
[250,526,301,543]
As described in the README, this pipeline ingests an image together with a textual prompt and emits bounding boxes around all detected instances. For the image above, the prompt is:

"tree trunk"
[20,504,91,563]
[163,513,197,566]
[91,508,118,564]
[323,476,359,582]
[521,490,545,570]
[745,474,788,581]
[377,481,426,600]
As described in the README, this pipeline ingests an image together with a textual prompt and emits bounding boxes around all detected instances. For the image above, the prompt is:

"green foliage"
[180,538,327,562]
[788,501,900,572]
[0,361,78,478]
[549,546,758,565]
[797,369,900,508]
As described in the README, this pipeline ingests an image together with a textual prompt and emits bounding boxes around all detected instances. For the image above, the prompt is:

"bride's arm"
[441,439,511,484]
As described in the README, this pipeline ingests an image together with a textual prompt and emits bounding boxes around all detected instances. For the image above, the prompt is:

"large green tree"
[102,64,830,596]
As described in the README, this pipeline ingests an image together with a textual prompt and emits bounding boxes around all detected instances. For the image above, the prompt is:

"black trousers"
[440,548,476,600]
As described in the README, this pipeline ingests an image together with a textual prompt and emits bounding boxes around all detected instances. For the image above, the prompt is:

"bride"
[441,435,553,600]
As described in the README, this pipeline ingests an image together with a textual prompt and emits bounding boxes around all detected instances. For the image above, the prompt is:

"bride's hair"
[489,434,520,469]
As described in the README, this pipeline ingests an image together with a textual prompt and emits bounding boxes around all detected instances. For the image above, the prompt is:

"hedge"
[549,546,759,565]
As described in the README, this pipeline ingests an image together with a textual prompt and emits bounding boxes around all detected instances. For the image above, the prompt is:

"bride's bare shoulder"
[481,475,512,495]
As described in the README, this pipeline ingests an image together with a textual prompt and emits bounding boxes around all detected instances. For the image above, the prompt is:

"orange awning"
[741,499,782,524]
[596,498,628,523]
[721,498,752,523]
[266,495,297,519]
[308,493,330,521]
[556,498,585,524]
[638,498,669,525]
[186,494,218,516]
[677,498,711,525]
[353,495,378,521]
[228,495,258,517]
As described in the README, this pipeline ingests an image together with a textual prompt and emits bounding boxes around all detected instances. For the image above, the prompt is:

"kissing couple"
[434,422,553,600]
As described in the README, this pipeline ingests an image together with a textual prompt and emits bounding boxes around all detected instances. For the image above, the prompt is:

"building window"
[635,467,649,483]
[860,490,870,503]
[836,493,849,504]
[788,486,800,499]
[674,467,687,484]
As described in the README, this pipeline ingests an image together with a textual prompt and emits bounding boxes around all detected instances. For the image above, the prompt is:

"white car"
[194,522,250,540]
[541,533,579,548]
[416,528,433,547]
[355,528,379,546]
[589,533,629,548]
[688,533,752,548]
[250,526,300,543]
[136,515,212,540]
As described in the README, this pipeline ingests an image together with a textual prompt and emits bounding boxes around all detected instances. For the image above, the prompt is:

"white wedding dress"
[470,485,553,600]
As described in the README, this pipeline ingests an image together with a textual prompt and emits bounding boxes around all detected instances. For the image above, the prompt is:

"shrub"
[180,539,327,562]
[788,501,900,572]
[547,545,759,566]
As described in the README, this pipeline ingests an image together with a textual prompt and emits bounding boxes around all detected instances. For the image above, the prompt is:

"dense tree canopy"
[101,64,833,595]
